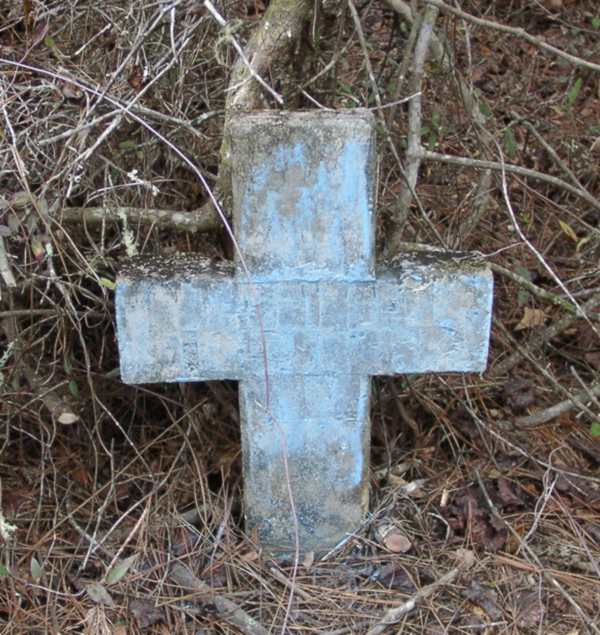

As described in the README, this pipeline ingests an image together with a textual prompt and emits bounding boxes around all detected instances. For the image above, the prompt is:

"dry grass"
[1,0,600,632]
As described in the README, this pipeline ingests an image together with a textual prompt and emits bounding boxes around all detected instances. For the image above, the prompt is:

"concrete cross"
[116,110,493,555]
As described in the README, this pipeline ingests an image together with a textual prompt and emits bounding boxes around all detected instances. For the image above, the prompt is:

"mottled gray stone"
[116,110,493,554]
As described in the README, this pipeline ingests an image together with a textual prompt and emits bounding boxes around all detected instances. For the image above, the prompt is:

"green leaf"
[99,277,116,291]
[503,128,518,158]
[30,557,43,582]
[478,100,492,118]
[105,555,136,586]
[118,140,138,152]
[0,565,10,577]
[68,380,79,398]
[592,17,600,29]
[86,581,115,607]
[566,77,582,109]
[43,35,56,49]
[558,219,578,242]
[591,421,600,436]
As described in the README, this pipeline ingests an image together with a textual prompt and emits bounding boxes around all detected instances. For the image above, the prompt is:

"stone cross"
[116,110,493,554]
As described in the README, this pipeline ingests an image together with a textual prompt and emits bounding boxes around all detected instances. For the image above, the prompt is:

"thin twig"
[424,0,600,73]
[474,470,600,634]
[512,113,585,191]
[169,562,269,635]
[350,2,446,250]
[491,292,600,377]
[0,236,16,289]
[422,150,600,214]
[491,262,600,320]
[204,0,284,107]
[497,322,599,423]
[394,5,439,223]
[365,566,462,635]
[515,382,600,427]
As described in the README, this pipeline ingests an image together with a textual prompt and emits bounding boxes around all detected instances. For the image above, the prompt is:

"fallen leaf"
[559,219,578,243]
[302,550,314,570]
[30,21,49,47]
[86,581,115,607]
[70,466,91,487]
[380,528,412,553]
[446,486,508,552]
[58,411,79,425]
[61,83,83,101]
[503,378,536,412]
[240,549,259,563]
[372,563,416,592]
[10,191,33,208]
[99,277,116,291]
[30,237,45,262]
[169,561,204,590]
[30,557,43,582]
[496,478,523,508]
[172,526,200,557]
[129,598,163,628]
[515,307,546,331]
[105,555,137,586]
[515,590,543,628]
[454,548,476,569]
[128,65,144,91]
[464,581,502,621]
[398,478,427,497]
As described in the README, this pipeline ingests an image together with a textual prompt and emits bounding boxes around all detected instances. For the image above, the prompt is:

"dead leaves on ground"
[442,478,527,552]
[515,307,547,331]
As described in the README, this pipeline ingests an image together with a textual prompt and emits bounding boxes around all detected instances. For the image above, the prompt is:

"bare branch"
[218,0,312,112]
[422,150,600,214]
[424,0,600,73]
[516,383,600,427]
[491,263,600,320]
[395,5,439,222]
[0,237,16,289]
[169,562,269,635]
[490,293,600,377]
[366,566,464,635]
[1,314,79,425]
[204,0,285,108]
[58,204,221,233]
[475,471,600,633]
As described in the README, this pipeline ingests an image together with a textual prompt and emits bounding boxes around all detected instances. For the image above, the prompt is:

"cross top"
[116,110,493,554]
[232,112,374,281]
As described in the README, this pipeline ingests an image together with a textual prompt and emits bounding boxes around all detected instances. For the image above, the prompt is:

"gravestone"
[116,110,493,554]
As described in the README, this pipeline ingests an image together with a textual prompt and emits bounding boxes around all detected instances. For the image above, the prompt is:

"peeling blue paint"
[116,110,494,554]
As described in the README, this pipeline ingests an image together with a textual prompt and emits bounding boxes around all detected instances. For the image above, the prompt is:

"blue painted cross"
[116,110,493,554]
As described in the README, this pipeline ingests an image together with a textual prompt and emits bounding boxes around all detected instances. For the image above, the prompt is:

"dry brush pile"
[0,0,599,632]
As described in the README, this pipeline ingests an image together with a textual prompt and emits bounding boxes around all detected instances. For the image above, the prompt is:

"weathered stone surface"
[116,110,494,554]
[230,110,375,281]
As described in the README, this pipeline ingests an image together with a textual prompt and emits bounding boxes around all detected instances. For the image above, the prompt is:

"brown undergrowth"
[1,0,599,632]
